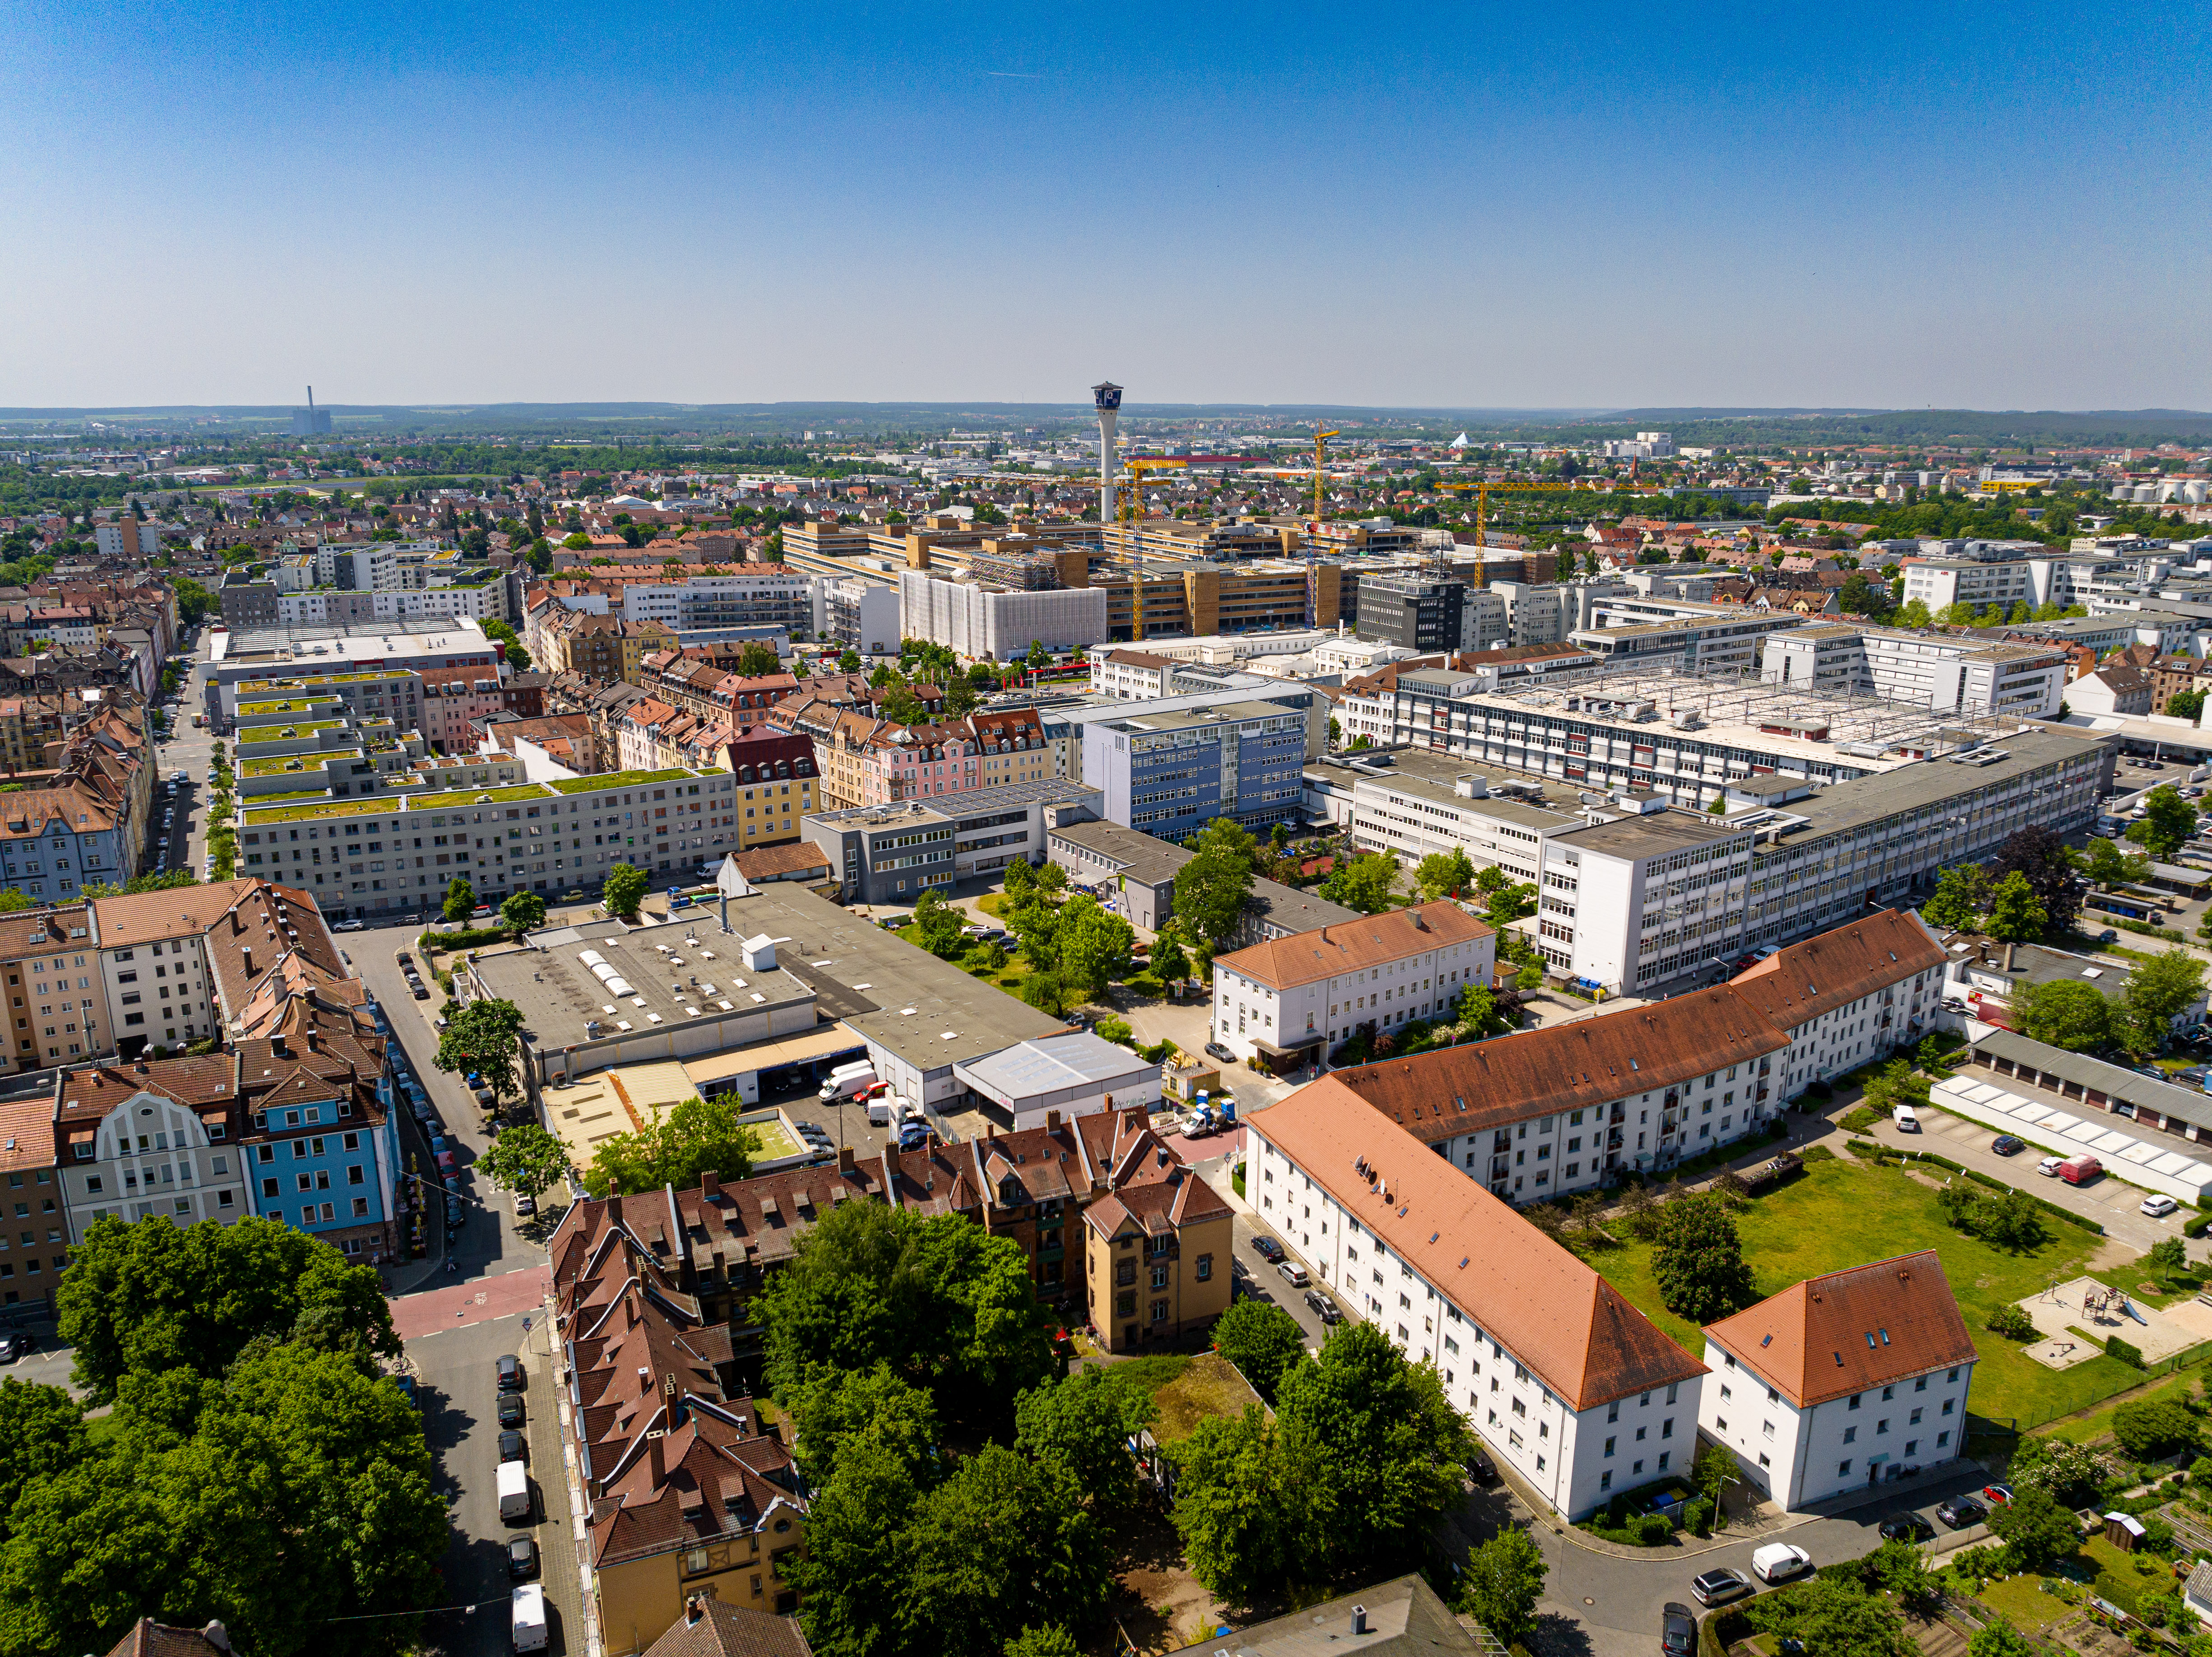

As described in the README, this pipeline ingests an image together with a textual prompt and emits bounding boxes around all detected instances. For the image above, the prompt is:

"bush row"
[1843,1141,2104,1235]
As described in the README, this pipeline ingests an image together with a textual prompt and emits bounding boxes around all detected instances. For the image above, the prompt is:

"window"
[1194,1253,1212,1281]
[1839,1460,1852,1476]
[1843,1426,1856,1444]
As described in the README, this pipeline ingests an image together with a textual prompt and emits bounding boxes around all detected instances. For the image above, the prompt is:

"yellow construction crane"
[1311,429,1340,524]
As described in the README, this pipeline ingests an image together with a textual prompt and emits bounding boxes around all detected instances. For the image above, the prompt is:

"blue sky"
[3,0,2207,409]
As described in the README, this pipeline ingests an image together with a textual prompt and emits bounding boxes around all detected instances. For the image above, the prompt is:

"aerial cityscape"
[7,5,2212,1657]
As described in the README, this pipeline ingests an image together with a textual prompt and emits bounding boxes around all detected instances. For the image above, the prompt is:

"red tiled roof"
[1727,909,1945,1030]
[1703,1251,1978,1409]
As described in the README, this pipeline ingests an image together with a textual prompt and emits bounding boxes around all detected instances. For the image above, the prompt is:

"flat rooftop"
[807,778,1100,833]
[1761,727,2113,848]
[1552,810,1751,859]
[1098,698,1301,734]
[1044,817,1192,886]
[472,919,815,1049]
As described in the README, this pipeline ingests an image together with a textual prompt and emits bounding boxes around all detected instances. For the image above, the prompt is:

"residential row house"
[774,701,1047,813]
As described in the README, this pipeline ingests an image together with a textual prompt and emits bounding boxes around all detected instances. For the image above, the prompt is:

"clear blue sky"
[4,0,2206,410]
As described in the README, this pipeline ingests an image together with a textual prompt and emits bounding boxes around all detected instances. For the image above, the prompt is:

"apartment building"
[56,1054,245,1244]
[0,904,113,1071]
[1210,900,1496,1072]
[1761,625,2067,719]
[1244,1080,1708,1519]
[0,1096,64,1310]
[722,731,818,849]
[2069,664,2155,716]
[618,573,816,637]
[1700,1253,1976,1508]
[1901,554,2129,614]
[817,576,901,655]
[275,581,510,626]
[1727,908,1946,1093]
[1081,1145,1233,1353]
[1082,700,1306,838]
[897,569,1107,659]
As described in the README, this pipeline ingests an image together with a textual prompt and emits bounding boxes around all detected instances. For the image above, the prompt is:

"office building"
[1537,807,1758,991]
[898,569,1107,659]
[802,781,1102,904]
[1082,700,1305,837]
[1761,625,2067,719]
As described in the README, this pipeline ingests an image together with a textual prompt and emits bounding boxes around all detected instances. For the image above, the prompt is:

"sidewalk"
[528,1291,600,1657]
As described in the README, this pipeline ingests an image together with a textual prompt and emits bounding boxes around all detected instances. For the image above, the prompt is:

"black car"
[1660,1603,1698,1657]
[1205,1042,1237,1064]
[474,1088,498,1109]
[498,1392,525,1429]
[1878,1512,1933,1543]
[498,1429,527,1463]
[1467,1448,1497,1485]
[496,1354,524,1392]
[1991,1135,2026,1156]
[411,984,431,1000]
[1251,1235,1285,1264]
[1305,1288,1342,1325]
[1690,1568,1751,1607]
[507,1536,539,1580]
[1936,1495,1987,1530]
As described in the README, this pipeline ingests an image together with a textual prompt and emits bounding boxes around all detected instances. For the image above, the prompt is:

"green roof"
[236,697,341,717]
[547,768,698,795]
[241,797,389,826]
[242,750,361,778]
[238,720,345,745]
[402,784,552,810]
[248,789,338,805]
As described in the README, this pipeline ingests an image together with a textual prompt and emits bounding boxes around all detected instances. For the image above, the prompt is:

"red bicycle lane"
[391,1264,550,1342]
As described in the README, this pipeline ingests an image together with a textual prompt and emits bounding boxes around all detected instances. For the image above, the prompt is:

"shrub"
[1986,1303,2038,1340]
[1805,1079,1834,1100]
[1841,1106,1880,1133]
[1631,1513,1673,1546]
[2108,1335,2146,1369]
[2113,1398,2199,1460]
[1682,1496,1714,1537]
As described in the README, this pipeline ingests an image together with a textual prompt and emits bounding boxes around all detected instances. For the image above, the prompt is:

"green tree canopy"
[1319,850,1401,915]
[1167,1406,1313,1607]
[1982,871,2048,945]
[1650,1193,1757,1323]
[1415,849,1475,902]
[1988,1484,2080,1573]
[1458,1523,1547,1648]
[1173,821,1258,946]
[473,1123,572,1205]
[1013,1367,1156,1516]
[899,1445,1110,1657]
[57,1215,401,1406]
[2122,947,2207,1056]
[1922,864,1988,931]
[1987,826,2080,936]
[442,876,476,921]
[789,1361,940,1487]
[579,1092,758,1197]
[602,861,649,919]
[0,1378,88,1548]
[2014,978,2115,1052]
[434,998,525,1102]
[1208,1300,1309,1404]
[1053,895,1134,998]
[2129,784,2198,860]
[499,889,547,933]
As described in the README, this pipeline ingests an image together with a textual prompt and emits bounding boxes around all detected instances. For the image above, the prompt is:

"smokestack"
[1093,381,1123,526]
[307,386,315,411]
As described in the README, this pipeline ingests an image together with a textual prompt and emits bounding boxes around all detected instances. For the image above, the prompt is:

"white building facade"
[60,1086,243,1241]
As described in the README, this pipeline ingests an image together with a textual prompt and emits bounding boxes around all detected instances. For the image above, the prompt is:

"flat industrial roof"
[1765,728,2113,847]
[1552,811,1750,859]
[953,1033,1158,1107]
[1045,817,1191,886]
[681,1023,867,1085]
[1099,698,1303,733]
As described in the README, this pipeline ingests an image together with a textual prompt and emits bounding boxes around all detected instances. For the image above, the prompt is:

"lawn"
[2037,1362,2205,1446]
[1587,1157,2142,1429]
[1973,1571,2068,1634]
[1101,1351,1265,1443]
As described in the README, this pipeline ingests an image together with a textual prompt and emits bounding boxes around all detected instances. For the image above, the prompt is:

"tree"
[603,861,649,919]
[1922,864,1989,930]
[789,1361,940,1486]
[2148,1235,2189,1287]
[499,889,546,933]
[2123,948,2207,1055]
[2130,784,2198,860]
[1650,1193,1756,1323]
[787,1429,930,1657]
[1780,1577,1912,1657]
[1002,1630,1082,1657]
[1982,871,2048,947]
[2167,689,2206,722]
[2007,1435,2110,1508]
[1208,1300,1309,1403]
[2080,836,2135,889]
[911,890,966,957]
[1415,849,1475,902]
[435,997,525,1104]
[580,1092,758,1197]
[1988,826,2080,936]
[1968,1620,2041,1657]
[2113,1396,2201,1460]
[442,876,475,922]
[1319,851,1401,915]
[0,1379,88,1547]
[1054,896,1133,998]
[1988,1484,2082,1573]
[1017,969,1068,1018]
[481,618,531,671]
[736,641,782,677]
[1458,1524,1546,1649]
[473,1123,571,1207]
[2014,979,2115,1051]
[1896,598,1933,628]
[1273,1323,1473,1582]
[1174,822,1258,947]
[1014,1368,1156,1515]
[902,1444,1110,1657]
[56,1215,400,1407]
[1168,1407,1310,1606]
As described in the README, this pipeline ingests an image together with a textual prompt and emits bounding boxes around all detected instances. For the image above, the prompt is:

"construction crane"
[1312,429,1339,524]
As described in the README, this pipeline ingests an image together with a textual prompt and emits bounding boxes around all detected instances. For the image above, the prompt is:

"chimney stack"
[685,1595,707,1629]
[884,1143,903,1184]
[202,1623,233,1655]
[838,1144,855,1173]
[1351,1606,1370,1635]
[1047,1108,1061,1131]
[699,1169,720,1200]
[648,1433,664,1485]
[242,947,255,977]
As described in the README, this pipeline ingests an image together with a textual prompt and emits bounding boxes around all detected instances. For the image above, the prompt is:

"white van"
[866,1094,900,1128]
[512,1584,548,1654]
[1892,1105,1920,1133]
[820,1067,876,1102]
[497,1459,532,1524]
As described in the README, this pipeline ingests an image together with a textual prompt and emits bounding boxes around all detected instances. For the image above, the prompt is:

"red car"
[435,1151,458,1174]
[1981,1483,2013,1506]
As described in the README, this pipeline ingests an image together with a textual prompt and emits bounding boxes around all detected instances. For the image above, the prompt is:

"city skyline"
[3,0,2207,409]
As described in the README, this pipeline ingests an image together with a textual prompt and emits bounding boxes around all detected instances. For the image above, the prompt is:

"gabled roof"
[102,1621,236,1657]
[1248,1078,1705,1410]
[1703,1250,1978,1409]
[641,1597,812,1657]
[1215,901,1491,991]
[1727,909,1946,1031]
[1333,985,1788,1142]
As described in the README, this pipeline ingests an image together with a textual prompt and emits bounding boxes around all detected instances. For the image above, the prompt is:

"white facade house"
[1538,808,1757,993]
[58,1081,244,1242]
[1761,626,2067,720]
[1209,901,1495,1070]
[1348,769,1576,887]
[1699,1251,1977,1509]
[1244,1078,1707,1519]
[1726,907,1948,1097]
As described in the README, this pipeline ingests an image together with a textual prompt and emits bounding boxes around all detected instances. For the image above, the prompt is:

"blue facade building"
[240,1023,403,1261]
[1082,699,1306,842]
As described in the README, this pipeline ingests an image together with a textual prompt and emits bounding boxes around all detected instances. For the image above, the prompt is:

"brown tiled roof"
[1214,901,1492,992]
[102,1620,236,1657]
[89,877,270,948]
[732,842,833,881]
[1703,1250,1978,1409]
[0,903,93,958]
[0,1095,54,1173]
[1333,984,1788,1142]
[641,1598,812,1657]
[1727,909,1945,1031]
[1248,1079,1704,1410]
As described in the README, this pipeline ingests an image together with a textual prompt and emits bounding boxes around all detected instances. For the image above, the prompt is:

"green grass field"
[1587,1157,2143,1429]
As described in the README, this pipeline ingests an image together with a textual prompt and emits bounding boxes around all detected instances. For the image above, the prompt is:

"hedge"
[420,925,511,953]
[2188,1213,2212,1239]
[1845,1142,2104,1236]
[2109,1335,2146,1368]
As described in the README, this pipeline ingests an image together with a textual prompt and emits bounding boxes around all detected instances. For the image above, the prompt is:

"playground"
[2013,1274,2212,1369]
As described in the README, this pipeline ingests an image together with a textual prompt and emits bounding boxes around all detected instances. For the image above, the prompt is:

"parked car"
[1878,1513,1933,1543]
[1276,1260,1310,1289]
[515,1192,537,1218]
[1250,1235,1285,1264]
[2144,1193,2181,1217]
[498,1392,525,1429]
[1305,1289,1342,1325]
[1991,1135,2026,1156]
[2037,1155,2068,1177]
[411,983,431,1000]
[474,1088,498,1109]
[506,1536,539,1581]
[1661,1604,1698,1657]
[397,951,415,969]
[496,1354,524,1392]
[1690,1568,1752,1607]
[1205,1042,1237,1064]
[1751,1543,1812,1583]
[0,1332,36,1364]
[1981,1482,2013,1506]
[392,1373,418,1409]
[498,1429,527,1463]
[1937,1495,1988,1529]
[1467,1447,1497,1485]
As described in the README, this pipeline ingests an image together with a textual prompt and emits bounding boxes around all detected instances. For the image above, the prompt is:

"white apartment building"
[1209,901,1495,1070]
[1244,1079,1708,1519]
[1761,626,2067,719]
[899,569,1108,660]
[277,584,511,625]
[57,1074,244,1243]
[620,573,817,637]
[314,542,402,590]
[93,520,160,559]
[1569,609,1803,674]
[816,577,901,655]
[1538,808,1756,993]
[1901,554,2130,615]
[1726,907,1946,1095]
[1700,1253,1977,1509]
